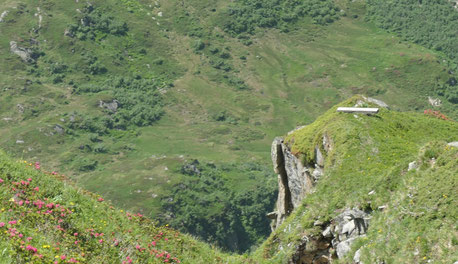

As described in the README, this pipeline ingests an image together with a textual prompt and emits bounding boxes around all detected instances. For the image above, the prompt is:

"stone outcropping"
[10,41,35,63]
[269,130,331,230]
[99,100,119,113]
[289,208,370,264]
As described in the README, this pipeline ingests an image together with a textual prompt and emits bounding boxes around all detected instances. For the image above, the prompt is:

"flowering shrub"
[423,109,451,121]
[0,157,183,263]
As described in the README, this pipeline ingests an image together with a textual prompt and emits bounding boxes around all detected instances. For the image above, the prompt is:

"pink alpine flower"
[25,245,37,253]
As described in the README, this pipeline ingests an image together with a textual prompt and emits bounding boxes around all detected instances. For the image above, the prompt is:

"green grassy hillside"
[0,151,245,263]
[1,97,456,263]
[1,0,457,252]
[252,96,458,263]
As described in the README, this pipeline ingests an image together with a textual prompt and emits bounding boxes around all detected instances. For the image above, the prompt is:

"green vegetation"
[366,0,458,109]
[67,3,129,41]
[1,0,458,254]
[252,96,458,262]
[222,0,340,36]
[0,151,245,263]
[1,97,456,262]
[160,161,276,252]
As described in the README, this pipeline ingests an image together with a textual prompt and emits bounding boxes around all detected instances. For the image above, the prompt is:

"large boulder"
[10,41,35,63]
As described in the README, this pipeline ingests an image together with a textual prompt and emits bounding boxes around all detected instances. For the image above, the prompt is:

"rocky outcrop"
[289,208,370,264]
[0,10,9,22]
[269,131,331,230]
[331,209,370,259]
[355,96,389,109]
[269,137,293,230]
[10,41,35,63]
[99,100,119,113]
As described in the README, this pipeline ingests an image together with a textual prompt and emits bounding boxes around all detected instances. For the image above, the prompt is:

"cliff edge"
[257,96,457,263]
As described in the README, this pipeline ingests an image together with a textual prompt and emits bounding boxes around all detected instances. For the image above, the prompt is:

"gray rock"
[17,104,24,113]
[54,124,64,134]
[322,226,332,238]
[332,209,370,259]
[354,249,362,264]
[428,96,442,107]
[99,100,119,113]
[447,141,458,148]
[10,41,35,63]
[0,11,9,22]
[408,161,418,171]
[16,140,24,144]
[266,211,277,220]
[363,96,389,108]
[336,236,360,259]
[315,146,324,167]
[271,137,293,229]
[282,144,314,208]
[64,28,74,37]
[2,117,13,121]
[181,160,200,175]
[270,129,327,230]
[312,167,323,181]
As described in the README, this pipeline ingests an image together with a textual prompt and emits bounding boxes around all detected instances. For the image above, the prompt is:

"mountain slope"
[252,96,458,263]
[1,96,456,263]
[0,151,245,263]
[1,0,457,252]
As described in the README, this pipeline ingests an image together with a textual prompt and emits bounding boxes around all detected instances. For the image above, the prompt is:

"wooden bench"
[337,107,379,114]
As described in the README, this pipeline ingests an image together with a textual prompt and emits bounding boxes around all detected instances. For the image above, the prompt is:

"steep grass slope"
[0,151,246,263]
[252,96,458,263]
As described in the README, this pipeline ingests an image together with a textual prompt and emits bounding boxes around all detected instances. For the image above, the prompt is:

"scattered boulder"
[17,104,24,113]
[408,161,418,171]
[99,100,119,113]
[353,249,362,264]
[356,96,389,108]
[0,10,9,22]
[332,208,370,259]
[312,167,323,181]
[54,124,64,134]
[365,97,388,108]
[428,96,442,107]
[181,160,200,176]
[64,28,74,37]
[447,141,458,148]
[10,41,35,63]
[16,140,24,144]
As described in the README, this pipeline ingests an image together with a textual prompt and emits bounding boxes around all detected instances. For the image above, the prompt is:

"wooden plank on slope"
[336,107,379,114]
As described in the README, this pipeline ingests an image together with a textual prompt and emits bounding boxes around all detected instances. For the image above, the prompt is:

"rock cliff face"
[270,131,371,263]
[269,131,331,230]
[269,106,384,263]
